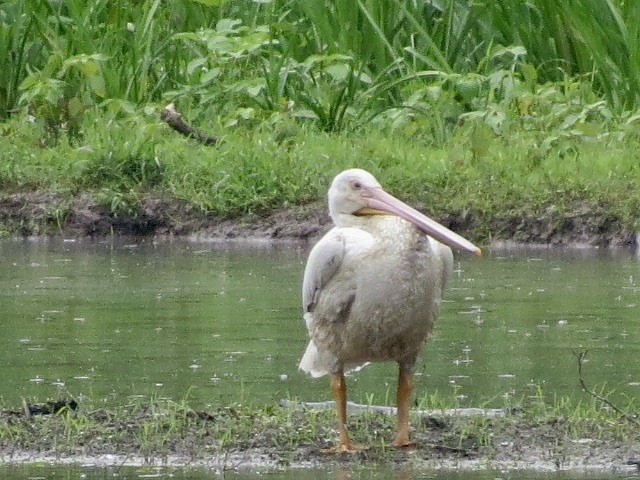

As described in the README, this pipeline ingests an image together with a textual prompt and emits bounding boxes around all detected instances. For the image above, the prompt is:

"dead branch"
[279,399,505,417]
[160,103,218,146]
[574,349,640,426]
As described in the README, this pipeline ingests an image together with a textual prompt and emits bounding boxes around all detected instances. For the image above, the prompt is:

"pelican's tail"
[299,340,370,378]
[298,340,331,378]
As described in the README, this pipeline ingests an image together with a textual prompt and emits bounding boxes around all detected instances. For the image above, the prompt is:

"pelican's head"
[327,168,481,255]
[328,169,382,218]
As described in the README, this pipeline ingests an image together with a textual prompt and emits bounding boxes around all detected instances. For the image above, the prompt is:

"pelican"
[299,168,481,451]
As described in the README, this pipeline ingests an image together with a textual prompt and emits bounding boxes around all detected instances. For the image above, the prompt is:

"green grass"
[1,86,640,240]
[0,388,636,463]
[1,1,640,239]
[3,0,640,123]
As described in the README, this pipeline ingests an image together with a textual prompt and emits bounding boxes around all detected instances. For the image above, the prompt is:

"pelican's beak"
[362,187,482,256]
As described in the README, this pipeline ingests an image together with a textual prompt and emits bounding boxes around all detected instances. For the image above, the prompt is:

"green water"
[1,238,640,411]
[0,463,617,479]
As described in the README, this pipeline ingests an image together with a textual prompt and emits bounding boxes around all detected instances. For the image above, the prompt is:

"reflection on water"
[0,238,639,409]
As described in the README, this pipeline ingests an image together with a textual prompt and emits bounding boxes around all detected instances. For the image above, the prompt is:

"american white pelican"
[299,168,481,451]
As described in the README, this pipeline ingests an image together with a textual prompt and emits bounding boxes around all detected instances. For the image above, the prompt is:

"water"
[2,238,639,480]
[1,238,640,409]
[0,463,619,479]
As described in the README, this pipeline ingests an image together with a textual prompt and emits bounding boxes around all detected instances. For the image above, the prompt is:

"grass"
[3,0,640,126]
[1,89,640,241]
[3,0,640,119]
[1,1,640,240]
[0,388,637,467]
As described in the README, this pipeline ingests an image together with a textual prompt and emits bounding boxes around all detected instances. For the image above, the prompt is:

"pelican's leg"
[394,367,415,447]
[330,372,351,451]
[328,372,366,452]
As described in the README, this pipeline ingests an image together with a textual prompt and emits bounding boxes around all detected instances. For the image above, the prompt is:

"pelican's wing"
[299,231,347,377]
[302,229,346,318]
[430,237,454,290]
[302,227,374,329]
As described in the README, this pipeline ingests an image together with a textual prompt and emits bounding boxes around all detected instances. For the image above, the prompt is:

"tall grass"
[1,0,216,120]
[2,0,639,125]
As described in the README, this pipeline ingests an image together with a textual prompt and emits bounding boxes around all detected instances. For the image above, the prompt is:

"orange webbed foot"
[323,442,370,454]
[393,438,417,449]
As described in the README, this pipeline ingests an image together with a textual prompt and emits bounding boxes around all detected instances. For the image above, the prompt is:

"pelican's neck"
[332,212,421,243]
[331,212,380,230]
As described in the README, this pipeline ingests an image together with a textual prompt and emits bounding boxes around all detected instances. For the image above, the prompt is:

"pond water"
[1,238,639,411]
[2,238,639,479]
[0,463,620,480]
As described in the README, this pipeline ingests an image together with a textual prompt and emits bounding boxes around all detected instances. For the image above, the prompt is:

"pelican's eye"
[352,180,362,190]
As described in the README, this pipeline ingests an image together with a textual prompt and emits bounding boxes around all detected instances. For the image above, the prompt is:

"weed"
[0,385,637,465]
[1,1,640,237]
[4,1,640,124]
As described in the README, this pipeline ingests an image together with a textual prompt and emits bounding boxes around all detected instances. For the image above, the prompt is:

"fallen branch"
[279,399,505,417]
[574,350,640,426]
[160,103,218,145]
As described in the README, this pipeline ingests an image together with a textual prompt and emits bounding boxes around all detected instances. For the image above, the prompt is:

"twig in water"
[160,103,218,145]
[574,349,640,426]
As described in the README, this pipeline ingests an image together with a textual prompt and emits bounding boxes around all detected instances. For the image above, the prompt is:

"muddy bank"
[3,449,639,475]
[0,191,637,248]
[1,400,639,474]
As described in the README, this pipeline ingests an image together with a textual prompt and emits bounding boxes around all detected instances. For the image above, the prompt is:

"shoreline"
[1,398,639,474]
[0,192,637,250]
[2,450,638,475]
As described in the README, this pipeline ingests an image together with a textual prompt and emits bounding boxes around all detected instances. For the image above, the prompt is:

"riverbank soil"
[1,400,639,474]
[0,191,636,248]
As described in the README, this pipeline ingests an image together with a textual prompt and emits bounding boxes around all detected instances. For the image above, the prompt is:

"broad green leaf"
[324,63,350,82]
[187,58,207,75]
[236,107,255,120]
[88,75,106,97]
[303,54,352,70]
[79,60,100,77]
[200,68,220,85]
[492,45,527,59]
[522,64,538,87]
[18,74,42,91]
[67,96,84,117]
[216,18,242,33]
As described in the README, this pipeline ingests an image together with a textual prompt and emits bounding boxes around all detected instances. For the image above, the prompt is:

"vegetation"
[1,0,640,239]
[2,3,639,469]
[0,389,637,468]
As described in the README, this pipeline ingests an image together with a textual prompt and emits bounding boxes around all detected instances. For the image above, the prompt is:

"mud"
[0,191,636,248]
[1,401,639,474]
[2,449,638,475]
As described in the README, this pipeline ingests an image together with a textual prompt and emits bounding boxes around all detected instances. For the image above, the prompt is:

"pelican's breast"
[316,216,447,367]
